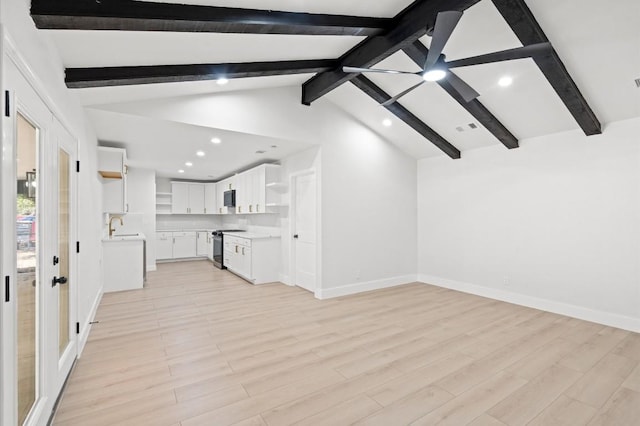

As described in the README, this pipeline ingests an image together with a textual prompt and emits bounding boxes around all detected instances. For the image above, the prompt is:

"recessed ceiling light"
[255,150,266,154]
[498,76,513,87]
[217,78,229,85]
[178,169,185,174]
[271,145,278,149]
[382,118,393,127]
[423,69,447,82]
[185,162,193,167]
[196,150,205,157]
[211,137,221,144]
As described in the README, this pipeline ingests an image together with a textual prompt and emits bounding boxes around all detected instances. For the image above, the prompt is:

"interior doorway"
[291,171,317,293]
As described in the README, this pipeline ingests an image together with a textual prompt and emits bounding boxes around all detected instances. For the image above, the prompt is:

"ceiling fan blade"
[343,66,420,75]
[445,71,479,102]
[424,11,463,71]
[446,42,552,69]
[380,80,426,106]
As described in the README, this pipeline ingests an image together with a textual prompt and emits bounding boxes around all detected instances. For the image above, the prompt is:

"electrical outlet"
[503,275,510,287]
[355,269,361,281]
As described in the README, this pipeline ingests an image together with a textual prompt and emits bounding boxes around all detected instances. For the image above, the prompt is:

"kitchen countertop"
[156,229,214,232]
[102,233,146,242]
[223,231,280,240]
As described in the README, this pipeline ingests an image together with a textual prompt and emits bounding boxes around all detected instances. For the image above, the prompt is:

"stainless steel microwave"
[223,189,236,207]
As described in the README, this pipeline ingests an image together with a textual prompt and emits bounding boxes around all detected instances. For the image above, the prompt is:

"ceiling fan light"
[423,69,447,82]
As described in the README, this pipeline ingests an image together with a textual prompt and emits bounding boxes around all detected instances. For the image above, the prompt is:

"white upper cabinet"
[99,147,128,214]
[235,172,248,215]
[189,184,205,214]
[98,146,126,179]
[171,182,205,214]
[241,164,280,214]
[171,182,189,214]
[204,183,216,215]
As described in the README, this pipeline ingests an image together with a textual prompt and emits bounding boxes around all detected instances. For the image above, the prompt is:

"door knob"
[52,276,68,287]
[293,234,299,239]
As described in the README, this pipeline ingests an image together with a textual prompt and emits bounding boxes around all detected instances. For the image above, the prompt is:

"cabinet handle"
[242,247,245,255]
[239,206,242,213]
[257,204,260,212]
[235,245,238,253]
[204,208,207,214]
[249,205,252,213]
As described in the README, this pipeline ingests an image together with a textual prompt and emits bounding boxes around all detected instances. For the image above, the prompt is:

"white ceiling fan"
[343,10,551,106]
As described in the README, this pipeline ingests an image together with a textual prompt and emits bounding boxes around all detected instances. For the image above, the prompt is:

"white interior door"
[292,172,317,292]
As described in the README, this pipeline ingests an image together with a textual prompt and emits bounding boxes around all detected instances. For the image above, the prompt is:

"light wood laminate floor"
[53,261,640,425]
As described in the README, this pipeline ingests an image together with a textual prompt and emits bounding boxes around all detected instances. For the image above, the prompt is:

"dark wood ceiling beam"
[351,75,461,159]
[30,0,390,36]
[403,41,519,149]
[302,0,481,105]
[65,59,337,88]
[491,0,601,135]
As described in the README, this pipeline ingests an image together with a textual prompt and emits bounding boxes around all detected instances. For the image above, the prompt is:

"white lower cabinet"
[156,232,173,260]
[156,231,213,261]
[224,235,280,284]
[173,232,197,258]
[103,239,144,292]
[196,231,209,257]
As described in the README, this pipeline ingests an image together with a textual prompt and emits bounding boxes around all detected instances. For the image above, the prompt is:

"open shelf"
[266,182,288,193]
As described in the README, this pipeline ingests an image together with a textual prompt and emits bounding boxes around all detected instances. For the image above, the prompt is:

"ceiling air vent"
[468,122,478,129]
[635,78,640,88]
[456,126,465,132]
[255,150,266,154]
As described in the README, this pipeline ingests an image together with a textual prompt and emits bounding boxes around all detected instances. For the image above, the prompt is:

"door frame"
[289,169,321,297]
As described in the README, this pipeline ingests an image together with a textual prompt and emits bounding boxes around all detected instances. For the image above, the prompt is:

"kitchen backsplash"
[222,214,282,236]
[156,215,222,231]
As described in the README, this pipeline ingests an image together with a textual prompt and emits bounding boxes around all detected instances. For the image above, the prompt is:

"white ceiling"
[42,0,640,179]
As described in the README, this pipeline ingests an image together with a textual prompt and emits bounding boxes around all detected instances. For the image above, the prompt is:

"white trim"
[279,274,293,286]
[147,264,157,272]
[77,288,103,357]
[419,274,640,333]
[315,275,418,300]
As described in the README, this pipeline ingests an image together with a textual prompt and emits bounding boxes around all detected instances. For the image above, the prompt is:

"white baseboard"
[147,264,157,272]
[279,274,293,286]
[419,274,640,333]
[77,286,103,356]
[315,274,417,300]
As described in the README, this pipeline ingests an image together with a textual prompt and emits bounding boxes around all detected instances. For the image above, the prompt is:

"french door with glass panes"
[2,50,78,426]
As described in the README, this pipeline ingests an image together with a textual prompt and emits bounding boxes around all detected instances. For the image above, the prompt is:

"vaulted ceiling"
[31,0,640,178]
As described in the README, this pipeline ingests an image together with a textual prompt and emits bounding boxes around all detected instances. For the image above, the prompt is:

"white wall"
[418,117,640,331]
[124,168,156,270]
[319,117,418,295]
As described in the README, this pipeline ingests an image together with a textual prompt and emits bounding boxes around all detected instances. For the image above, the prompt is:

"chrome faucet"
[108,216,123,238]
